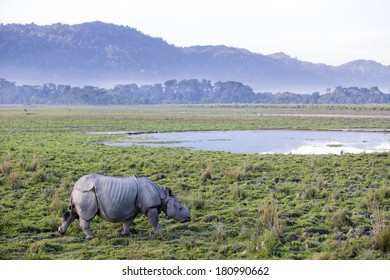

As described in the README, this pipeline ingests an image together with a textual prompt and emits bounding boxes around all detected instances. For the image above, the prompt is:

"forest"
[0,78,389,105]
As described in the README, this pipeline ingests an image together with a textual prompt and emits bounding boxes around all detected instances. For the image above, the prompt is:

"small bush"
[50,191,66,214]
[0,212,12,232]
[364,188,390,211]
[372,211,390,253]
[276,183,291,195]
[232,184,247,201]
[381,186,390,198]
[315,177,329,190]
[201,162,213,181]
[364,191,376,210]
[224,168,243,182]
[7,172,20,188]
[257,198,283,238]
[17,159,25,169]
[314,252,332,260]
[261,229,281,254]
[189,192,205,210]
[302,186,318,200]
[1,160,12,176]
[29,156,40,172]
[32,169,46,183]
[377,186,390,202]
[212,223,225,241]
[329,210,353,230]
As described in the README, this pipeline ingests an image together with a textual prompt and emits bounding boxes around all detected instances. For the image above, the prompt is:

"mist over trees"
[1,78,389,105]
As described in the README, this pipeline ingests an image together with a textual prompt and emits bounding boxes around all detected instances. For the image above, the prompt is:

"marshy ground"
[0,104,389,259]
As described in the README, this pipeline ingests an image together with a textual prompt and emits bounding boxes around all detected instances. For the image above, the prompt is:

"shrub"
[315,177,329,190]
[329,210,353,230]
[302,186,318,200]
[7,172,20,188]
[315,252,332,260]
[372,210,390,253]
[365,188,390,211]
[32,169,46,183]
[261,229,281,254]
[201,162,213,181]
[50,191,65,214]
[224,168,243,182]
[29,155,41,172]
[17,159,26,170]
[0,159,12,176]
[381,186,390,198]
[276,183,291,195]
[231,184,247,201]
[257,198,283,238]
[189,192,205,210]
[377,186,390,202]
[212,223,225,241]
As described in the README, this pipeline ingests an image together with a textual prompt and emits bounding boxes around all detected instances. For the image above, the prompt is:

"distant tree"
[311,92,320,104]
[0,78,389,105]
[163,79,178,103]
[213,81,255,103]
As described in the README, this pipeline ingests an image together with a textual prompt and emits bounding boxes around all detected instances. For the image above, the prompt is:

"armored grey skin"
[58,174,191,239]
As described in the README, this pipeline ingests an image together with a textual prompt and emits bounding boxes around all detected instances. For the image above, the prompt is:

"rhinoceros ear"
[165,187,173,196]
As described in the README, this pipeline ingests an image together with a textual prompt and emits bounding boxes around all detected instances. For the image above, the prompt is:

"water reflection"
[107,130,390,155]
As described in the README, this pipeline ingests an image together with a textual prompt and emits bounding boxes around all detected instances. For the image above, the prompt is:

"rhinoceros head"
[163,188,191,223]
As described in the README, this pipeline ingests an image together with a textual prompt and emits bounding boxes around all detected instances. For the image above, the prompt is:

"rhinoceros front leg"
[121,215,137,236]
[147,208,162,233]
[79,218,95,239]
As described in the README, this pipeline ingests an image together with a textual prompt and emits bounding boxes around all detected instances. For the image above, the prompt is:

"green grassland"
[0,104,389,259]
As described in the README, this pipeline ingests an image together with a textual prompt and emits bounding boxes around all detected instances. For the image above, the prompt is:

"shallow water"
[106,130,390,154]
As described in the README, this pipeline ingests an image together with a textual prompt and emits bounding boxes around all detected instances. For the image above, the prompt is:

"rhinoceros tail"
[70,197,79,218]
[63,200,79,221]
[59,200,79,236]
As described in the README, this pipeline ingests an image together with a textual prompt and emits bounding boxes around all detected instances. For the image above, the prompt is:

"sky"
[1,0,390,66]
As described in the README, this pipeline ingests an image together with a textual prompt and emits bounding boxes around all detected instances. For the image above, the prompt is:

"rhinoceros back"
[93,175,138,222]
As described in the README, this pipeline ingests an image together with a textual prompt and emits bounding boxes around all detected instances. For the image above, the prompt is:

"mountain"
[1,21,389,92]
[0,22,184,86]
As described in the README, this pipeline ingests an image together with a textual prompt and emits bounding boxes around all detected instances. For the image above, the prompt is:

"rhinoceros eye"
[179,207,183,211]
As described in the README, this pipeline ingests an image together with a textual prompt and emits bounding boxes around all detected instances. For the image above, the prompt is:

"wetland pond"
[105,130,390,155]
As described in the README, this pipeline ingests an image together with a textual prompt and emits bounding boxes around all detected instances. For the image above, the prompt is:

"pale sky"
[1,0,389,66]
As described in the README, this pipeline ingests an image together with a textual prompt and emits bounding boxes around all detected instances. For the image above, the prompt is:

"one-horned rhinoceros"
[58,174,191,239]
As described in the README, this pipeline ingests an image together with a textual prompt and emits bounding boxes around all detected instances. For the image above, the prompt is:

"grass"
[372,210,390,253]
[0,104,389,260]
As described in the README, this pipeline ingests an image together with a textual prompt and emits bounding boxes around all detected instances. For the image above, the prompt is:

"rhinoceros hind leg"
[79,218,95,239]
[147,208,162,233]
[121,216,137,236]
[72,189,97,239]
[58,209,78,236]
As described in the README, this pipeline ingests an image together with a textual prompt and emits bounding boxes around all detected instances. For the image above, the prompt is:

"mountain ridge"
[1,21,389,92]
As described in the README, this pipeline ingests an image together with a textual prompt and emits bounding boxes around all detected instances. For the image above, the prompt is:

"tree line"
[0,78,389,105]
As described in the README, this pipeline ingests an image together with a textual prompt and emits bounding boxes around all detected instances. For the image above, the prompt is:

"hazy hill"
[0,22,184,86]
[1,21,390,92]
